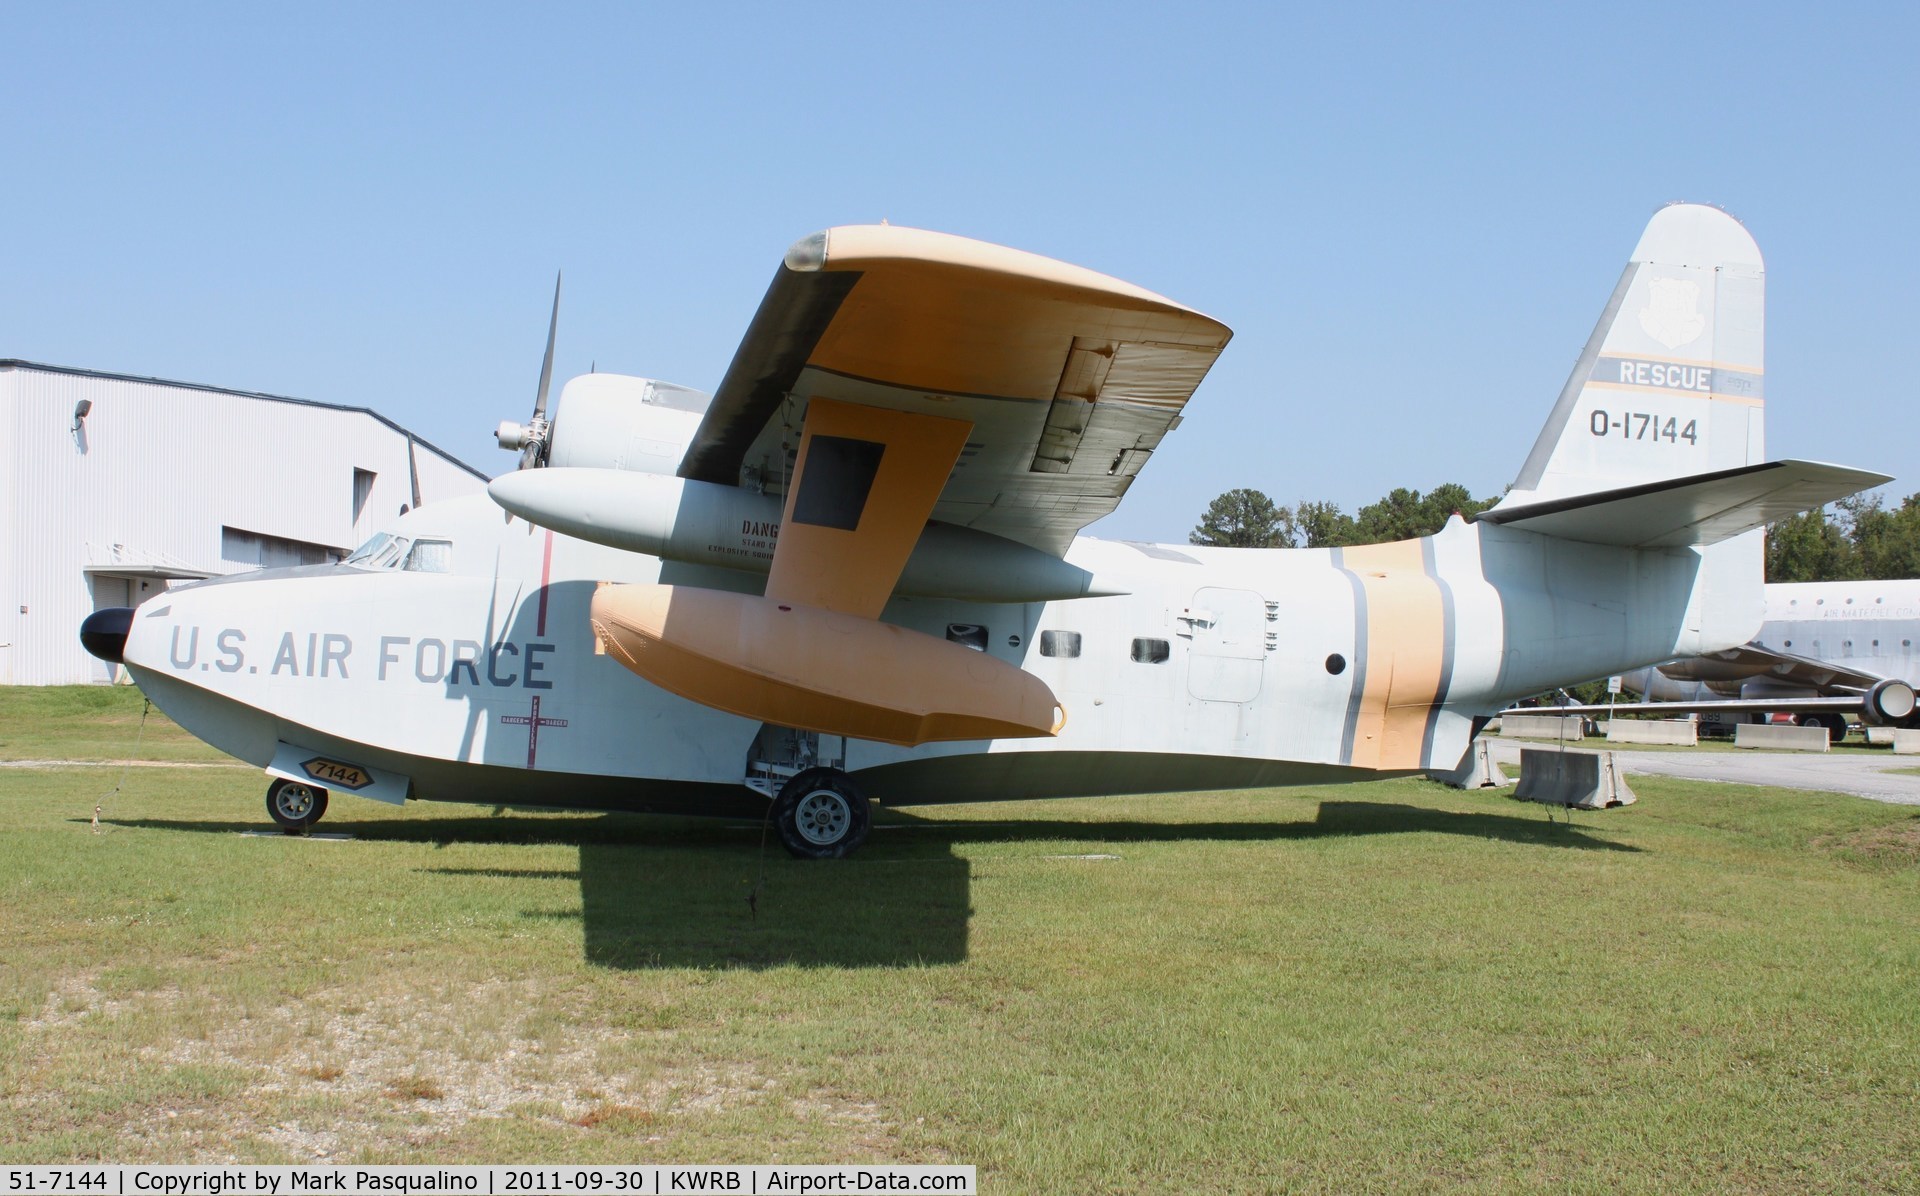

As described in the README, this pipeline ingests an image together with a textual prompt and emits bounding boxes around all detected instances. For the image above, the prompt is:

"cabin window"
[1040,631,1081,658]
[1131,637,1170,664]
[946,623,988,651]
[402,539,453,573]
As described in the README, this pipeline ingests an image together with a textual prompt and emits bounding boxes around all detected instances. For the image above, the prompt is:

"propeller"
[495,271,562,469]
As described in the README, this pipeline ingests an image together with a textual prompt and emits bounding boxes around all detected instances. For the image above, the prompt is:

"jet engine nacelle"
[489,467,1128,604]
[541,373,712,475]
[1862,678,1918,726]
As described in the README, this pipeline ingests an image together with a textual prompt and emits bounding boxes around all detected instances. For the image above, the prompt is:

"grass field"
[4,687,1919,1191]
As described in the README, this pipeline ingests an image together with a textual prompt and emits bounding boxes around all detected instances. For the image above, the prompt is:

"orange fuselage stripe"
[1343,540,1449,771]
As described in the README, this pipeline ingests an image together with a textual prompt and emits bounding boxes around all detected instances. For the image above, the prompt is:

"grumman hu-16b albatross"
[80,205,1908,858]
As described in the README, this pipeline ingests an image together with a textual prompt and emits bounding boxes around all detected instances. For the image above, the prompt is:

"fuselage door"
[1186,586,1267,703]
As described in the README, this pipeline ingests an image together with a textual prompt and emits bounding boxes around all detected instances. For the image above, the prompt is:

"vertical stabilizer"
[1502,203,1764,507]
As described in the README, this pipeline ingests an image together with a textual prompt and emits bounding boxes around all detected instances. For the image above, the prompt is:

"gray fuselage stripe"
[1418,536,1457,765]
[1330,547,1368,765]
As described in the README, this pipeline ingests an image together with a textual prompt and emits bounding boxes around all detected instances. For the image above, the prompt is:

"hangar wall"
[0,360,490,684]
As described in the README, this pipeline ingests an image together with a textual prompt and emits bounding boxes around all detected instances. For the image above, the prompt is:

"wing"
[1663,642,1889,693]
[1511,661,1915,724]
[679,225,1232,558]
[1521,696,1871,717]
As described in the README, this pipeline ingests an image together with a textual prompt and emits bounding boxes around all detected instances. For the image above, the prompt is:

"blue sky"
[6,2,1917,542]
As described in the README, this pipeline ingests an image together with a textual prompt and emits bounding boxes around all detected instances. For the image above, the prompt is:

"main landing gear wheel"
[266,777,329,834]
[1799,712,1848,744]
[771,768,870,860]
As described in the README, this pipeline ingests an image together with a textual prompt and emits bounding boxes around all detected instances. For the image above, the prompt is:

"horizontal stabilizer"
[1476,460,1889,548]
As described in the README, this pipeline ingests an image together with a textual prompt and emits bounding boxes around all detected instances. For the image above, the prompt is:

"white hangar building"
[1,360,491,684]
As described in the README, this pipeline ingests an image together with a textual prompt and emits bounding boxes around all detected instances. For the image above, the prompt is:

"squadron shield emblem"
[1638,275,1706,349]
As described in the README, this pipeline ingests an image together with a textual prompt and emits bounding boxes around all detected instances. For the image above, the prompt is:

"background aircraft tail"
[1499,202,1766,508]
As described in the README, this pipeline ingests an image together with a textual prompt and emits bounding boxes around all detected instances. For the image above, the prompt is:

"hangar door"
[1185,587,1267,703]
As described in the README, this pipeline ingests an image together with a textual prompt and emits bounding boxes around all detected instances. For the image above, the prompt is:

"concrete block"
[1606,718,1698,746]
[1867,727,1898,747]
[1892,729,1920,755]
[1500,714,1588,741]
[1432,738,1511,789]
[1733,722,1831,752]
[1512,748,1637,809]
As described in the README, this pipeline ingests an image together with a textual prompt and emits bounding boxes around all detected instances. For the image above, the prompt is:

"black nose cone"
[80,606,135,664]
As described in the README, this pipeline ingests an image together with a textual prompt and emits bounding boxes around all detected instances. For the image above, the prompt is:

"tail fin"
[1501,203,1765,507]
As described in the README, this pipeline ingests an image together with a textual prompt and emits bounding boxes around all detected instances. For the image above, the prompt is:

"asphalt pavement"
[1485,739,1920,805]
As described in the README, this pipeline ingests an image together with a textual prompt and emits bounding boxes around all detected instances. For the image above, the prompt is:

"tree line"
[1193,485,1920,584]
[1189,484,1499,548]
[1762,494,1920,582]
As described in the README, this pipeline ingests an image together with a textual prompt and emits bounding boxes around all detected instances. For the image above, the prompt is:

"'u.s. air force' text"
[166,628,557,688]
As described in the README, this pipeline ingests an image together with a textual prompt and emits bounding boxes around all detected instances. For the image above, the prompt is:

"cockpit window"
[402,539,453,573]
[345,532,452,572]
[345,533,412,570]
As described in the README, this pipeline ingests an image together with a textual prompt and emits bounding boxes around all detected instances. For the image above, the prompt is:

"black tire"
[1801,712,1847,744]
[266,778,329,833]
[771,768,870,860]
[1797,714,1843,744]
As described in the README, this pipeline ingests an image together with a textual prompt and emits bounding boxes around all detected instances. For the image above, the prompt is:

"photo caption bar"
[2,1167,975,1195]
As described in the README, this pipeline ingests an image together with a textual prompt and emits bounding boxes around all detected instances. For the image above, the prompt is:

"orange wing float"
[592,225,1231,745]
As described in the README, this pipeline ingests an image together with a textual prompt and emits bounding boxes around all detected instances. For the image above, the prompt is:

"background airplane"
[80,205,1901,857]
[1604,578,1920,740]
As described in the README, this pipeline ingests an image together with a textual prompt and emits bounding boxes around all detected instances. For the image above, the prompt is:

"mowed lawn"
[3,687,1918,1192]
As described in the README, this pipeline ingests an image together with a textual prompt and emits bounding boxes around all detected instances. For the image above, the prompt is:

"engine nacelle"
[1862,678,1918,726]
[489,467,1128,604]
[540,373,711,475]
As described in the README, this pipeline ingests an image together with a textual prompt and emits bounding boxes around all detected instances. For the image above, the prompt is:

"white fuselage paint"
[122,494,1757,811]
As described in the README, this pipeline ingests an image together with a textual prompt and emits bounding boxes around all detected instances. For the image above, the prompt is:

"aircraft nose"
[80,606,135,663]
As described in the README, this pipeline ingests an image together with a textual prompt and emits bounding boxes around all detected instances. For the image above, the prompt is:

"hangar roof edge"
[0,358,490,482]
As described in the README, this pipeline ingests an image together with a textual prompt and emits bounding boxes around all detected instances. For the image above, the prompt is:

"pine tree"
[1189,489,1294,547]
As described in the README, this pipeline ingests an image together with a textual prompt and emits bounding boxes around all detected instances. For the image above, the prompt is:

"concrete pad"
[1500,714,1588,741]
[1607,719,1698,746]
[1867,727,1897,747]
[1893,730,1920,755]
[1735,723,1831,752]
[1432,738,1511,789]
[1512,748,1637,809]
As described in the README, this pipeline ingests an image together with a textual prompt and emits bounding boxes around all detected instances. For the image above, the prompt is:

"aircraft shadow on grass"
[100,799,1635,971]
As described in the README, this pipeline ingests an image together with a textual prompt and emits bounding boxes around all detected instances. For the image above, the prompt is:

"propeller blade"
[515,270,563,469]
[532,270,561,421]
